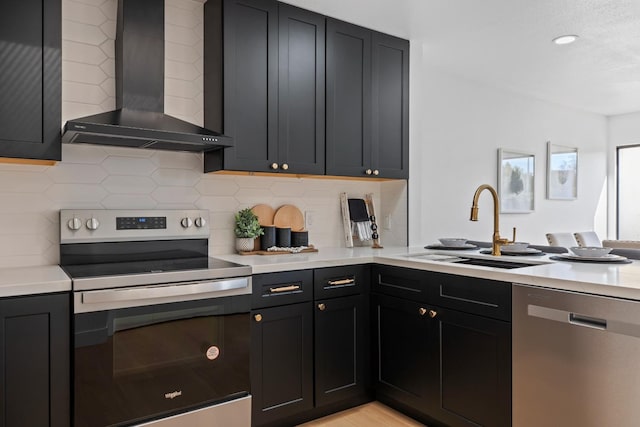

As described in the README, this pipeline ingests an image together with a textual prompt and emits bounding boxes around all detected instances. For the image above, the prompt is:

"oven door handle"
[81,277,250,305]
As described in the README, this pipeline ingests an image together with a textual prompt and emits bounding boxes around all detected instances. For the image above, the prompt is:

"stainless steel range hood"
[62,0,231,152]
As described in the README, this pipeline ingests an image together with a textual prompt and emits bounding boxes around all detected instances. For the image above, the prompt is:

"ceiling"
[285,0,640,116]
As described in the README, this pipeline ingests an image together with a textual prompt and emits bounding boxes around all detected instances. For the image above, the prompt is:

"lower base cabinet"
[434,307,511,427]
[251,302,314,426]
[372,265,512,427]
[250,267,371,427]
[314,294,368,408]
[0,292,70,427]
[372,294,436,416]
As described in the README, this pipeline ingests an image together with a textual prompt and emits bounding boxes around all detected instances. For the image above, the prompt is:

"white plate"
[500,248,541,255]
[557,253,627,262]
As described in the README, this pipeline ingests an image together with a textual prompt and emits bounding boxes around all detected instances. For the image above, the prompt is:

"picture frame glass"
[498,149,535,213]
[547,142,578,200]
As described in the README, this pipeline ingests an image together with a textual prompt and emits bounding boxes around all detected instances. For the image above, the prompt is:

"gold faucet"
[470,184,516,256]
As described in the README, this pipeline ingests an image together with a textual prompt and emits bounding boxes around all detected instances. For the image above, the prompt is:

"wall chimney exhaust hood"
[62,0,231,152]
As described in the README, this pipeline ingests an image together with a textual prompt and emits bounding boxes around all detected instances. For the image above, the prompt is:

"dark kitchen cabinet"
[251,302,314,427]
[326,20,409,179]
[372,265,512,427]
[0,0,61,162]
[372,293,437,419]
[250,270,314,426]
[251,266,371,426]
[431,307,511,427]
[0,292,70,427]
[205,0,325,174]
[276,4,325,175]
[314,294,367,407]
[313,265,370,408]
[371,33,409,179]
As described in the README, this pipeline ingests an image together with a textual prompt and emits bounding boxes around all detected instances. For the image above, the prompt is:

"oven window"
[112,306,227,376]
[74,295,250,427]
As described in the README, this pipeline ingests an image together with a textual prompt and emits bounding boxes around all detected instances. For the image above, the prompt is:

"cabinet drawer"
[314,264,369,299]
[429,273,511,321]
[252,270,313,309]
[372,265,431,302]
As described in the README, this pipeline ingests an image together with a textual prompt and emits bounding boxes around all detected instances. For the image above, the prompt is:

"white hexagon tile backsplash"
[0,144,408,267]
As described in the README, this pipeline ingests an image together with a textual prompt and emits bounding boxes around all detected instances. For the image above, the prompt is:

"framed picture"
[547,142,578,200]
[498,149,535,213]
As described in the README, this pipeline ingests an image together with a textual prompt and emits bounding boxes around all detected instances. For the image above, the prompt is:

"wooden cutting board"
[251,204,275,226]
[273,205,305,231]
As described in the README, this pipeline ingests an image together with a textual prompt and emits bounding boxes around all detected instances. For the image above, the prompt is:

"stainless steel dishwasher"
[513,284,640,427]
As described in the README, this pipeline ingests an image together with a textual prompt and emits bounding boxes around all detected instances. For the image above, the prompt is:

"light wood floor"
[297,402,426,427]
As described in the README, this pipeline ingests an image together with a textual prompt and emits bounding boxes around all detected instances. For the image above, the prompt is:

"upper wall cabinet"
[204,0,325,174]
[0,0,61,162]
[326,20,409,179]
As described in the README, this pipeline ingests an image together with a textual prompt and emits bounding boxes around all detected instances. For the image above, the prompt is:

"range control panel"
[60,209,210,244]
[116,216,167,230]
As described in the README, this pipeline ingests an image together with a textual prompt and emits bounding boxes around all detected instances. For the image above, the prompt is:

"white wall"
[410,55,608,246]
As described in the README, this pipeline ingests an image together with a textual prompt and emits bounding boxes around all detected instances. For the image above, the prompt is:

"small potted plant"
[234,208,264,252]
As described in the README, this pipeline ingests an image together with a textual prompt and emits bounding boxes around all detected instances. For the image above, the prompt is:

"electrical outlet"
[383,214,392,230]
[305,211,315,229]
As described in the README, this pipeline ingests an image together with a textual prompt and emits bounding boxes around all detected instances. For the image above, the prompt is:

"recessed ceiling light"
[552,35,579,45]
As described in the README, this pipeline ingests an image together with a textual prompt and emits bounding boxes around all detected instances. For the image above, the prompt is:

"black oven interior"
[74,295,250,427]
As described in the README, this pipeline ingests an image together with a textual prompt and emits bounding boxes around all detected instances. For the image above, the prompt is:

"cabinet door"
[213,0,278,172]
[326,19,372,178]
[277,5,325,175]
[431,307,511,427]
[251,302,313,426]
[371,33,409,179]
[315,294,368,407]
[372,294,437,415]
[0,293,70,427]
[0,0,61,161]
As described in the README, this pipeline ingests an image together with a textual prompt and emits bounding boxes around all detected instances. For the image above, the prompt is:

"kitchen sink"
[407,253,547,269]
[454,257,537,269]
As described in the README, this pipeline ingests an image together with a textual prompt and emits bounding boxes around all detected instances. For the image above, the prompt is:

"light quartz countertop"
[0,265,71,298]
[217,246,640,301]
[4,246,640,300]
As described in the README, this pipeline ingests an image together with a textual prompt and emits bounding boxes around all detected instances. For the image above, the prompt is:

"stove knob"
[67,217,82,231]
[194,217,206,228]
[86,218,100,230]
[181,217,193,228]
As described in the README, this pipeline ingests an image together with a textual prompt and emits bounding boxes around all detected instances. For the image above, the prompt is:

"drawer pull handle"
[269,284,300,293]
[318,303,326,311]
[327,278,355,286]
[419,307,427,316]
[428,309,438,318]
[254,314,263,322]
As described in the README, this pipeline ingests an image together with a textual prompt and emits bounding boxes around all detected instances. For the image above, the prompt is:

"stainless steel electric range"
[60,209,252,427]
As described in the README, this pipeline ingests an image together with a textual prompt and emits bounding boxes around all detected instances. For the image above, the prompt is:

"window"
[617,145,640,239]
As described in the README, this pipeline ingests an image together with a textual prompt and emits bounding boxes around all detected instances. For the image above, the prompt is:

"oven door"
[74,288,250,427]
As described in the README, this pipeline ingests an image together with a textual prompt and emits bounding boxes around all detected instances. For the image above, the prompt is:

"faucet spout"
[470,184,508,256]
